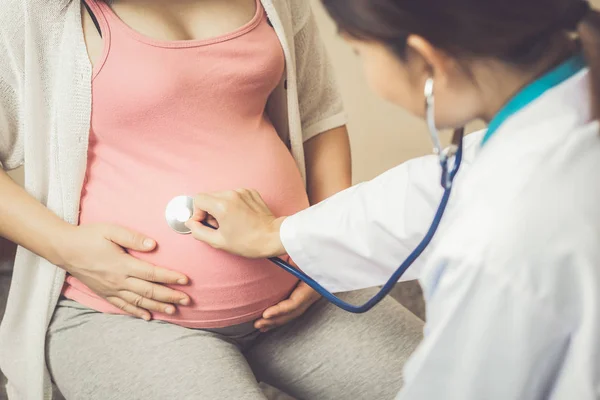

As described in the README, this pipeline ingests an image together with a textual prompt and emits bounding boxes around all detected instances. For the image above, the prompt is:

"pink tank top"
[63,0,308,328]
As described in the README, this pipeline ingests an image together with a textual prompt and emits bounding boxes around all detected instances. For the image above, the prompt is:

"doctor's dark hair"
[321,0,600,118]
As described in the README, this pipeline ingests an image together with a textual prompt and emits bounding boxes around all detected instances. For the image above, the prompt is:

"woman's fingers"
[124,276,190,305]
[118,290,178,315]
[126,258,188,285]
[105,224,157,252]
[109,258,191,319]
[255,313,302,332]
[106,296,151,321]
[262,298,299,319]
[254,282,321,331]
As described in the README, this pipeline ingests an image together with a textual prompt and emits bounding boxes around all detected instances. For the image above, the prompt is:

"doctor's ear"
[405,35,457,90]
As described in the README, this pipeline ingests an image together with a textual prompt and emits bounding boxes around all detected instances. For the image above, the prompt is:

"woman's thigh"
[245,288,424,400]
[47,300,267,400]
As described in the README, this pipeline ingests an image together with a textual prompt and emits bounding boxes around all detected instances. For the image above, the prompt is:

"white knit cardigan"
[0,0,346,398]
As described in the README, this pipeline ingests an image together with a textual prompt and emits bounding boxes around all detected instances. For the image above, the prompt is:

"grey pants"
[47,289,423,400]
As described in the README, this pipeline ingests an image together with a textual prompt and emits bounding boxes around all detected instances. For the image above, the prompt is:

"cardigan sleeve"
[0,0,24,171]
[293,5,347,142]
[0,75,22,171]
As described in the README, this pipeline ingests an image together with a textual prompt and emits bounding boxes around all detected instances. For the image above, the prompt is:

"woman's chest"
[84,0,285,134]
[90,21,285,125]
[82,0,260,59]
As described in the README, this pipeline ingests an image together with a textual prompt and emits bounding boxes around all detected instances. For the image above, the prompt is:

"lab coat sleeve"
[398,262,570,400]
[280,130,484,293]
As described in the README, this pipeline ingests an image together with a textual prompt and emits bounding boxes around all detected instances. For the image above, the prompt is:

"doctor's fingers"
[233,188,271,213]
[186,219,225,249]
[191,207,209,222]
[244,189,272,213]
[196,190,271,216]
[193,193,234,220]
[212,189,257,210]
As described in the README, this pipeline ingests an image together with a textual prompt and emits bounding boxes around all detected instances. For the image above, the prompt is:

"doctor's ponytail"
[578,8,600,118]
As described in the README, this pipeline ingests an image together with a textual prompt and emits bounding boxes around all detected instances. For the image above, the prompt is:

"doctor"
[187,0,600,398]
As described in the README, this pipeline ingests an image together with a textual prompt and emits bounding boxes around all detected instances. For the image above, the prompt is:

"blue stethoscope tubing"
[267,133,464,314]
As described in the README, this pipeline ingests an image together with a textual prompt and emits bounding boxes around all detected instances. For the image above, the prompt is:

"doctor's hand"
[186,190,287,259]
[254,281,321,332]
[58,223,190,321]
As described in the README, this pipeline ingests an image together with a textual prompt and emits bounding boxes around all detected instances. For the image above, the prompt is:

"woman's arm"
[0,171,75,266]
[304,126,352,204]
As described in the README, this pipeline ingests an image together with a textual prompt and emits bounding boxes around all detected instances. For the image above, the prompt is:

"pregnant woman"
[0,0,423,399]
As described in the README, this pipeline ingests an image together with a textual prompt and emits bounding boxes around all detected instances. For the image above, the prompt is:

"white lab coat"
[280,69,600,399]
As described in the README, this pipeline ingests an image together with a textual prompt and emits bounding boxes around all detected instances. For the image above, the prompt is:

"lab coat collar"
[482,54,587,146]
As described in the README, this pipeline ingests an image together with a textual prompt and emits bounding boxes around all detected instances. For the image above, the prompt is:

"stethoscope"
[165,78,465,314]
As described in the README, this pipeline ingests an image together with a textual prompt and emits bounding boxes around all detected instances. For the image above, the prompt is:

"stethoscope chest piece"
[165,195,194,234]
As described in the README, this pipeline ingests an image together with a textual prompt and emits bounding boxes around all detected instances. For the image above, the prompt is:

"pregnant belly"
[70,127,308,328]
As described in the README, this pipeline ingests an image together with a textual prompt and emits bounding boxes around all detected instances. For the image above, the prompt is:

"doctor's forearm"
[304,125,352,204]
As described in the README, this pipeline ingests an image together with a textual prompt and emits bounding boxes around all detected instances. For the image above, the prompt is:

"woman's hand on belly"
[254,281,321,332]
[58,223,191,320]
